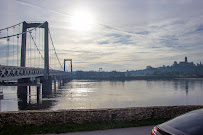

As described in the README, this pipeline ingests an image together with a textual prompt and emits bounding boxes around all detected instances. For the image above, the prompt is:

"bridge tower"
[64,59,72,73]
[21,21,49,78]
[20,21,51,95]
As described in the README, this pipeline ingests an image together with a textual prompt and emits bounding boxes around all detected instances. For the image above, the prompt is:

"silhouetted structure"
[127,57,203,78]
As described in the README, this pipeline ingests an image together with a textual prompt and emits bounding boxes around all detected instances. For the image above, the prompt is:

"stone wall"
[0,105,203,128]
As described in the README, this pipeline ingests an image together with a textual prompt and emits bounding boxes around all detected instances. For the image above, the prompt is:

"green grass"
[0,119,169,135]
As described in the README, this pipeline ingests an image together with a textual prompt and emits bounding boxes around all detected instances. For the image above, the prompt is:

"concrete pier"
[42,77,52,95]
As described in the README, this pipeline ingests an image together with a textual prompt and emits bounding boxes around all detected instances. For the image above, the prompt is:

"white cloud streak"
[0,0,203,71]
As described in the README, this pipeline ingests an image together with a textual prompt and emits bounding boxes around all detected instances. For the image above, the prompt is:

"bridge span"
[0,65,70,81]
[0,21,72,96]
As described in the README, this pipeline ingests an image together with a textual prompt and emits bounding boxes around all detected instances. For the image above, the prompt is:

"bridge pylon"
[64,59,72,73]
[21,21,49,79]
[20,21,51,95]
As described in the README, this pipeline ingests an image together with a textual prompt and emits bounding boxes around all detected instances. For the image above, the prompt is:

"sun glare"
[70,10,94,32]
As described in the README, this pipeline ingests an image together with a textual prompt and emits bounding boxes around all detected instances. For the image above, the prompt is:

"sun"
[70,10,95,32]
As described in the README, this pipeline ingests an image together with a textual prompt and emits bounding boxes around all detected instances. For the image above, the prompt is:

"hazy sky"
[1,0,203,71]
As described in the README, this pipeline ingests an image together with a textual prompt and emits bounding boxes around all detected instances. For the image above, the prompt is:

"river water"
[0,79,203,112]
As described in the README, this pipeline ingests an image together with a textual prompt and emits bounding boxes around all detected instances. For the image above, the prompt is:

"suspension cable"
[48,29,63,70]
[29,32,44,61]
[29,31,32,67]
[12,26,15,65]
[0,22,23,31]
[41,28,43,68]
[6,29,9,65]
[29,30,55,70]
[67,63,70,72]
[38,26,40,68]
[34,28,36,67]
[0,22,46,39]
[1,21,61,70]
[17,24,20,66]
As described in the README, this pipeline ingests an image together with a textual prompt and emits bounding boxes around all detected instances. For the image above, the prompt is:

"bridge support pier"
[59,80,62,87]
[42,77,52,95]
[17,85,28,110]
[17,79,29,105]
[54,80,56,93]
[37,86,40,103]
[28,86,31,103]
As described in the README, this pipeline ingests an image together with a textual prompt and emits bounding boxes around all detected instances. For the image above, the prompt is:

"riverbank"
[0,105,202,135]
[73,75,203,81]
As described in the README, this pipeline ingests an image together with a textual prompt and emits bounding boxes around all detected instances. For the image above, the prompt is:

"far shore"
[73,75,203,81]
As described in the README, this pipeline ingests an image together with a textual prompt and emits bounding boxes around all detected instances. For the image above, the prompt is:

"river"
[0,79,203,112]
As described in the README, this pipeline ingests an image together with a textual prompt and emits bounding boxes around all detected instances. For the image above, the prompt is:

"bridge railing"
[49,69,70,79]
[0,65,44,81]
[0,65,70,81]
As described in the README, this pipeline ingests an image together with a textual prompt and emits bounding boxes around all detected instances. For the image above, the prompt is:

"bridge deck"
[0,65,70,81]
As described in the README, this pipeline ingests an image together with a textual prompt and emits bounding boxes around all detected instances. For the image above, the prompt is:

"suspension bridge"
[0,21,72,95]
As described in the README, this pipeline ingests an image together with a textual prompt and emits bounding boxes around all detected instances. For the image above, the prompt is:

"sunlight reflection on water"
[1,79,203,111]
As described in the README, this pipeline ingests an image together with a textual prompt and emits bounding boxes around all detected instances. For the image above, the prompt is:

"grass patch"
[0,119,169,135]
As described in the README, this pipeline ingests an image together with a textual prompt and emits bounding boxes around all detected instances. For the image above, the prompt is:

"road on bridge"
[44,125,154,135]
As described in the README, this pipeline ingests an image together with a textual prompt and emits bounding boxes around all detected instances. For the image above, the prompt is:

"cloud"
[74,62,89,64]
[159,35,179,47]
[97,33,135,45]
[98,41,109,45]
[195,25,203,32]
[134,31,149,35]
[1,0,203,71]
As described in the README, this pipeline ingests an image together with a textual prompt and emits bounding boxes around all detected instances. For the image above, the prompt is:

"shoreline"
[73,76,203,81]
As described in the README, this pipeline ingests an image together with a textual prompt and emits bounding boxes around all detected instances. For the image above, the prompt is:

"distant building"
[197,62,202,66]
[178,57,194,66]
[185,57,188,63]
[173,61,178,66]
[146,66,153,70]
